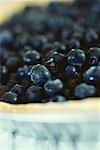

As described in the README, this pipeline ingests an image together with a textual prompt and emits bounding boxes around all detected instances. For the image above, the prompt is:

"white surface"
[0,111,100,150]
[0,123,100,150]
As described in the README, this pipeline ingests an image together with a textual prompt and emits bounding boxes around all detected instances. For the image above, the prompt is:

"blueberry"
[6,56,21,72]
[48,2,63,13]
[49,95,66,102]
[67,39,80,50]
[61,29,70,42]
[0,30,13,47]
[0,65,9,84]
[84,30,98,46]
[74,83,96,98]
[12,25,24,36]
[44,59,58,75]
[52,42,66,54]
[46,52,67,69]
[84,66,100,82]
[0,50,15,64]
[46,31,55,42]
[26,85,42,103]
[44,79,63,96]
[67,49,86,66]
[11,84,23,95]
[13,36,28,49]
[0,47,9,64]
[0,85,9,97]
[87,47,100,66]
[17,66,29,80]
[46,51,65,60]
[23,50,41,65]
[0,91,19,104]
[29,64,51,86]
[74,0,96,7]
[28,36,47,50]
[64,65,77,78]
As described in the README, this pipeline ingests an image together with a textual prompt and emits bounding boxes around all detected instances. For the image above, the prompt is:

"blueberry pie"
[0,0,99,112]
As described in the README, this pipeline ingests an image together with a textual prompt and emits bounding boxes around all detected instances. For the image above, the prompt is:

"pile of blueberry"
[0,0,100,104]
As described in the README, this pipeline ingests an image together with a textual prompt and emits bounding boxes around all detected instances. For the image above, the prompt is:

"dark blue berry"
[28,37,47,50]
[0,47,9,64]
[49,95,66,102]
[44,59,58,75]
[61,29,70,42]
[48,2,63,13]
[0,85,9,97]
[84,30,98,46]
[84,66,100,82]
[29,64,51,86]
[0,49,15,64]
[6,56,21,72]
[67,39,80,50]
[52,42,66,54]
[0,30,13,47]
[26,85,42,103]
[64,65,77,78]
[13,36,28,49]
[87,47,100,66]
[74,83,96,98]
[74,0,96,7]
[12,25,24,36]
[0,91,19,104]
[23,50,41,65]
[46,52,67,69]
[67,49,86,66]
[11,84,23,95]
[0,65,9,84]
[44,79,63,96]
[17,66,29,80]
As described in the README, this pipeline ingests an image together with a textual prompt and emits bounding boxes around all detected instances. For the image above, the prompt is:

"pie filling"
[0,0,100,104]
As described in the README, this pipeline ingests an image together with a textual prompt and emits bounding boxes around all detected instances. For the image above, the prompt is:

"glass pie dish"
[0,0,100,150]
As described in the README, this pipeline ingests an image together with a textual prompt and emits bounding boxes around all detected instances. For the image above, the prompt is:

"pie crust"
[0,98,99,113]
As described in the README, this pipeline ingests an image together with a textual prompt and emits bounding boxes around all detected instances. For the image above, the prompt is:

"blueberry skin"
[67,49,86,66]
[0,85,8,97]
[13,36,27,49]
[0,65,9,84]
[11,84,23,95]
[52,42,66,54]
[26,85,41,103]
[17,66,30,80]
[64,65,77,78]
[44,79,63,96]
[84,30,98,46]
[23,50,41,65]
[67,39,80,50]
[45,59,58,75]
[6,56,21,72]
[84,66,100,81]
[87,47,100,66]
[45,51,67,69]
[29,64,51,86]
[74,83,96,98]
[0,47,9,64]
[0,30,13,47]
[49,95,66,102]
[0,91,19,104]
[28,37,47,50]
